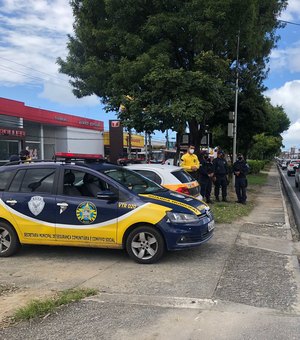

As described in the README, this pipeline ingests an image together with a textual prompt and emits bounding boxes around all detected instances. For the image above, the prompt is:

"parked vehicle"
[0,161,214,264]
[280,160,288,170]
[287,160,300,176]
[294,164,300,188]
[126,164,202,200]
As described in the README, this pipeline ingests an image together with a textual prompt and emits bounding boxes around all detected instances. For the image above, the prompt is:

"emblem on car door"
[28,196,45,216]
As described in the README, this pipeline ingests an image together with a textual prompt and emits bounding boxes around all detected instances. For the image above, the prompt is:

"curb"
[278,166,300,232]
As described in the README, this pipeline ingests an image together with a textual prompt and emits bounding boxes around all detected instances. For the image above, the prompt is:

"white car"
[287,159,300,176]
[127,164,202,200]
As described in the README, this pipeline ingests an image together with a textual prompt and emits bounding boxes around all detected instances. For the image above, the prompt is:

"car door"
[2,166,58,244]
[55,167,121,247]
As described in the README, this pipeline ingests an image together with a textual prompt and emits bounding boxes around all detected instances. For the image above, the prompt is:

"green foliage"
[247,160,267,174]
[248,133,283,160]
[58,0,288,146]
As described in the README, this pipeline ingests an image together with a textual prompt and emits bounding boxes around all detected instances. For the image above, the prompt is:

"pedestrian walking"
[199,151,214,203]
[180,145,200,180]
[212,150,229,202]
[233,154,249,204]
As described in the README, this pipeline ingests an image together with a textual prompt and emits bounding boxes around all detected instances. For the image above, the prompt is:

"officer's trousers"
[200,177,212,200]
[235,177,247,203]
[214,175,227,199]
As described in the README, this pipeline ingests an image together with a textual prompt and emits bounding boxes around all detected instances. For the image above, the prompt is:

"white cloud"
[281,120,300,149]
[265,80,300,149]
[280,0,300,21]
[0,0,98,106]
[265,80,300,123]
[39,81,100,107]
[269,43,300,73]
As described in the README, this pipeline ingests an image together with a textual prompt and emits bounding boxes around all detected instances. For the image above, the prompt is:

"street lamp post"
[233,30,240,166]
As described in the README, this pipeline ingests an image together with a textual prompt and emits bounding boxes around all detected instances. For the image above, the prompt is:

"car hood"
[139,190,208,216]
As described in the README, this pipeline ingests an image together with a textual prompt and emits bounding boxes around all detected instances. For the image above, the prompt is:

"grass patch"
[211,200,255,223]
[13,288,97,322]
[210,172,267,223]
[247,172,268,186]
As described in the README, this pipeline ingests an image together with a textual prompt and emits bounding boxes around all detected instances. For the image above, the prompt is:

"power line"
[0,55,69,84]
[278,19,300,26]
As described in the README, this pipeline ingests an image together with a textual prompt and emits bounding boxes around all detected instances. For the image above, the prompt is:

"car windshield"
[103,168,166,194]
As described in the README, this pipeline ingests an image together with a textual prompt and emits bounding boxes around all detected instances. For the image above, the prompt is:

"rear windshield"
[103,168,166,195]
[171,170,194,183]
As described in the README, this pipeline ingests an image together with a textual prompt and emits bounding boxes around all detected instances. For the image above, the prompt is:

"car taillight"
[290,164,294,167]
[176,187,190,195]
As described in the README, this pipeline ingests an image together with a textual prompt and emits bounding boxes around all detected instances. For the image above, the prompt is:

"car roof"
[127,164,182,171]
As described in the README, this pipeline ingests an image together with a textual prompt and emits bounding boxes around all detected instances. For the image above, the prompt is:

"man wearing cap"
[212,150,229,202]
[180,145,200,180]
[233,154,249,204]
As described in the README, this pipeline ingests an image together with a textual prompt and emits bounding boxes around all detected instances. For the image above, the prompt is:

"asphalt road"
[279,166,300,228]
[281,167,300,199]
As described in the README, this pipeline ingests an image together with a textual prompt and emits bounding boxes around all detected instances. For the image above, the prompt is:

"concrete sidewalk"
[1,165,300,340]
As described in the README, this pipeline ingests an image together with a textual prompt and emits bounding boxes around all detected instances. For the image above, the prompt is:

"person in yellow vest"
[180,145,200,179]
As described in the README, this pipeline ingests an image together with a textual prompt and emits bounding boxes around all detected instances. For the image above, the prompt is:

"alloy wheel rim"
[0,228,11,253]
[131,231,158,260]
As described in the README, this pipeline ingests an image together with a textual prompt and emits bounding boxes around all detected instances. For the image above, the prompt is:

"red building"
[0,97,104,163]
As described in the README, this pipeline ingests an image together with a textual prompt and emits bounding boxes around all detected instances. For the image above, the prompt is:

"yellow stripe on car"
[140,194,201,215]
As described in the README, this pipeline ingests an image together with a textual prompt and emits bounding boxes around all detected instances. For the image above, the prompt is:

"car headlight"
[166,211,199,224]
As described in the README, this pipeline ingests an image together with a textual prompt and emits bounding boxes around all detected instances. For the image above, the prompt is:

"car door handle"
[6,200,17,205]
[57,202,68,214]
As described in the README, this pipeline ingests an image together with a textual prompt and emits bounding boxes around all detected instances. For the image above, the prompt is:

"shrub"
[247,160,265,174]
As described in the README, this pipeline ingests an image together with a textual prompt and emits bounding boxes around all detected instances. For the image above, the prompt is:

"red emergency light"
[55,152,103,159]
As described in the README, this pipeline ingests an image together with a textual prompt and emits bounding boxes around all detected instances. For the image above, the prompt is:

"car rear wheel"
[0,222,20,257]
[287,171,291,176]
[296,180,299,188]
[126,226,165,264]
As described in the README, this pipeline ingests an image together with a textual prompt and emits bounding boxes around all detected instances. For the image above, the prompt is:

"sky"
[0,1,300,149]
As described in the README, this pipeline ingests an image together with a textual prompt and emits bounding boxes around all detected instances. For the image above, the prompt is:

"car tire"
[296,180,299,188]
[0,222,21,257]
[126,226,165,264]
[287,171,291,176]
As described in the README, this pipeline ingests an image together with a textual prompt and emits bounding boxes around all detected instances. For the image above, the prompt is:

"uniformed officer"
[233,154,249,204]
[199,152,214,203]
[180,145,200,180]
[212,150,228,202]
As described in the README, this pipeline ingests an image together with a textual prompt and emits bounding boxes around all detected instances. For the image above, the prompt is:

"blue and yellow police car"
[0,161,214,263]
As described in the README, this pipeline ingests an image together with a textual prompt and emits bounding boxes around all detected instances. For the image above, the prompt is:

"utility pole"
[233,30,240,166]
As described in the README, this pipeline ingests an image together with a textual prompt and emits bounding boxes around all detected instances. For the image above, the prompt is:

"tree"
[58,0,288,147]
[249,133,283,160]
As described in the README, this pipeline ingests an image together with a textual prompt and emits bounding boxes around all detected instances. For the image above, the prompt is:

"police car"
[0,161,214,264]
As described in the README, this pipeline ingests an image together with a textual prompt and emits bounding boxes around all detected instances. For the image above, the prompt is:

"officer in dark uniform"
[199,152,214,203]
[233,154,249,204]
[212,150,228,202]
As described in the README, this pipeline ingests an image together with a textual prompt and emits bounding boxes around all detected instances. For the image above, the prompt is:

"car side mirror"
[97,190,118,201]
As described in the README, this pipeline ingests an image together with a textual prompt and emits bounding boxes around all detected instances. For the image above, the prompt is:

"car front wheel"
[126,226,165,264]
[0,222,20,257]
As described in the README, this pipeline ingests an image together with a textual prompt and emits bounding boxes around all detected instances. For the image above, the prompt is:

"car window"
[133,170,162,185]
[19,169,56,194]
[8,170,25,192]
[103,168,165,194]
[171,170,194,183]
[63,170,117,198]
[0,170,13,191]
